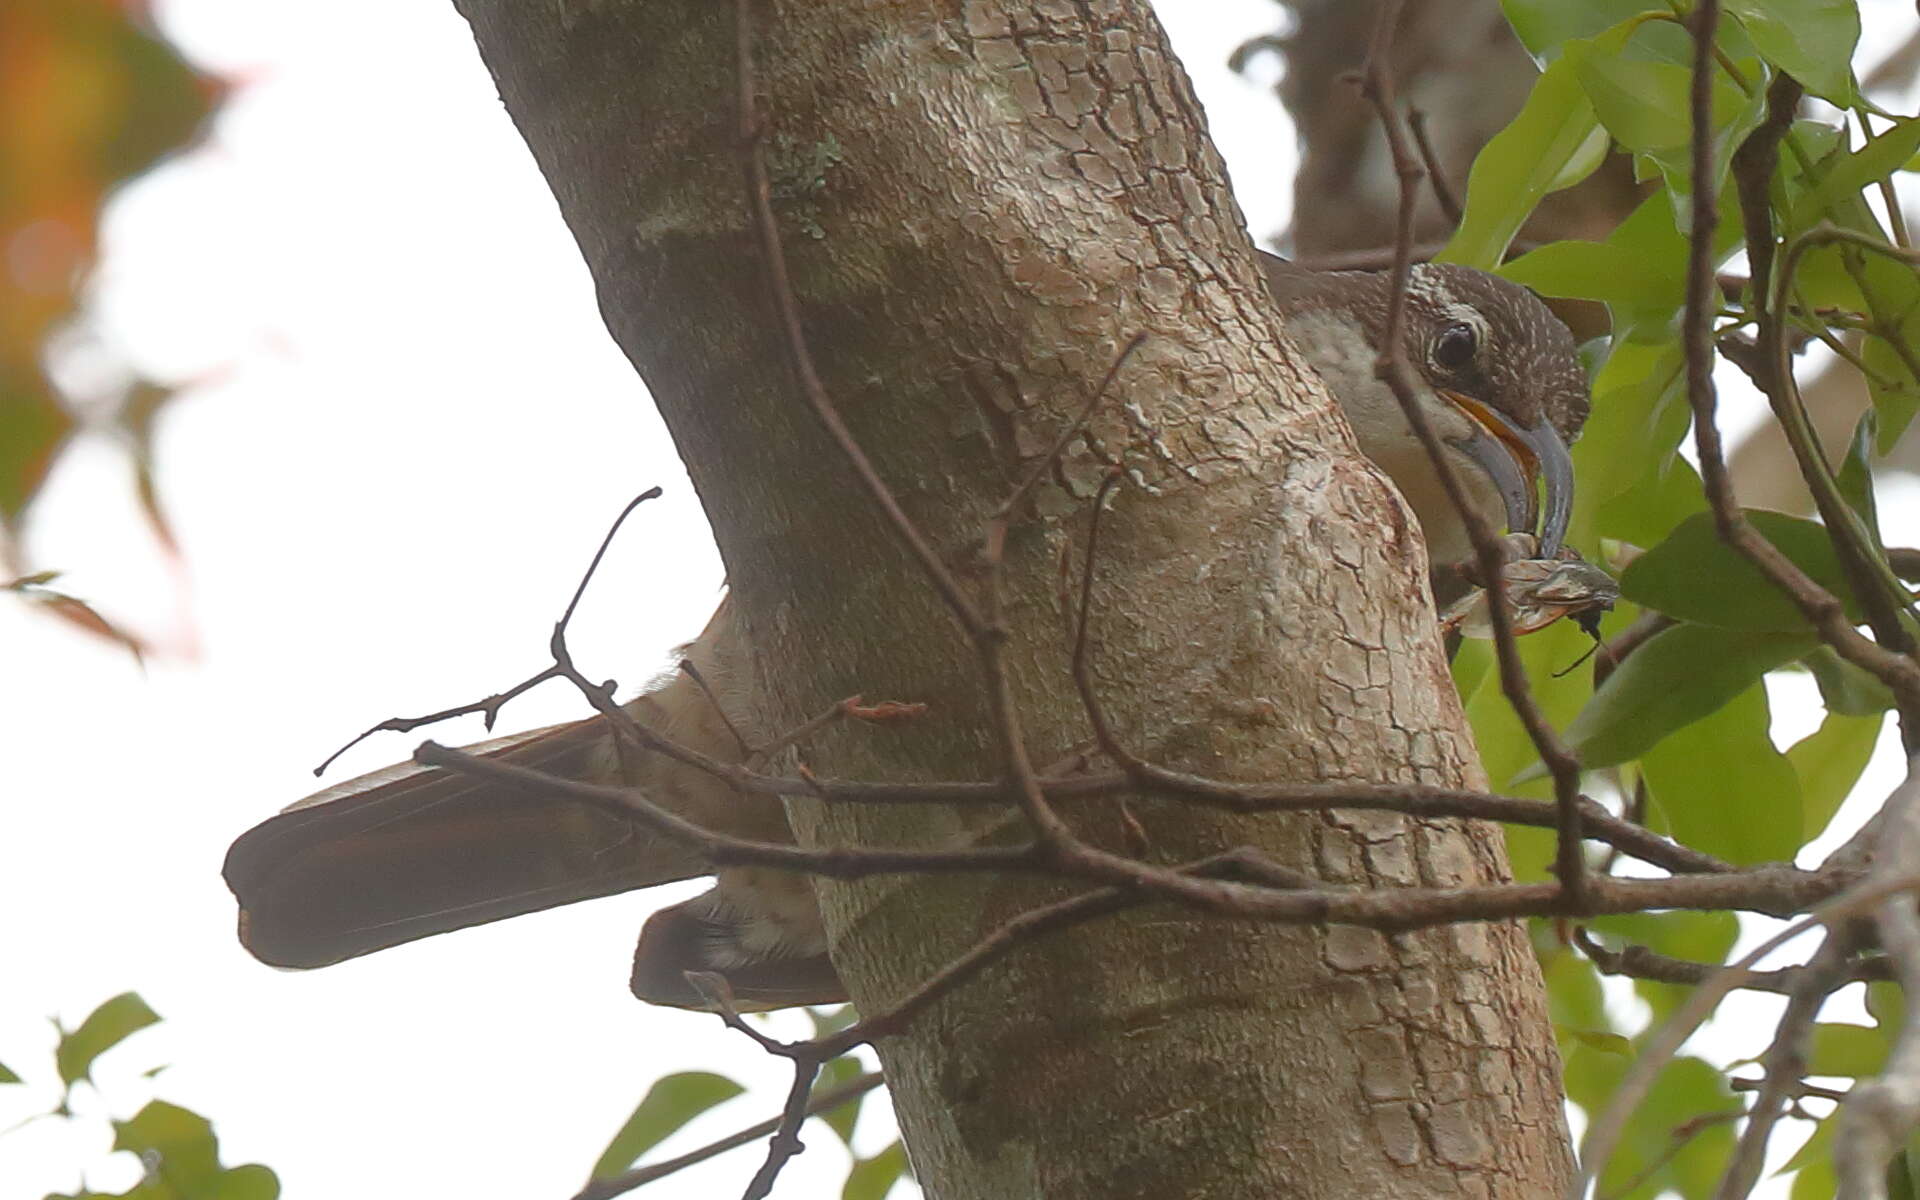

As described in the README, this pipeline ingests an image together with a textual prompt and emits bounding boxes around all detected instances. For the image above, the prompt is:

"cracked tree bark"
[452,1,1574,1194]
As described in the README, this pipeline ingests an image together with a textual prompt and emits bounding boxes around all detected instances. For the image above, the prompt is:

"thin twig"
[740,1060,822,1200]
[419,748,1848,931]
[1834,761,1920,1197]
[1600,1110,1745,1200]
[572,1072,884,1200]
[677,658,755,758]
[1572,869,1920,1199]
[1353,1,1589,908]
[992,332,1147,530]
[1714,929,1859,1198]
[311,487,665,775]
[1576,926,1889,994]
[809,849,1318,1061]
[1405,106,1462,226]
[744,695,864,771]
[733,0,984,640]
[415,740,1041,881]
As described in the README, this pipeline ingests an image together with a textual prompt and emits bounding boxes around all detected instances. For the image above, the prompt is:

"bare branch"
[572,1072,884,1200]
[732,0,984,640]
[1405,107,1461,226]
[1715,929,1860,1198]
[1835,762,1920,1198]
[311,488,666,774]
[1352,0,1589,908]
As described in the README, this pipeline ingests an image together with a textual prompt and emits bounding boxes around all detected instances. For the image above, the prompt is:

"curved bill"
[1442,391,1575,556]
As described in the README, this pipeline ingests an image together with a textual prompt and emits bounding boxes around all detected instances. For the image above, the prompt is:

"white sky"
[12,2,1920,1197]
[0,4,1289,1198]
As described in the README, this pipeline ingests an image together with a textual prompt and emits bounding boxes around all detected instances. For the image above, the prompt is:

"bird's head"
[1262,254,1588,560]
[1393,263,1586,556]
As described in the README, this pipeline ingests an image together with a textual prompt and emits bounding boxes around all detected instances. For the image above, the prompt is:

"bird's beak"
[1441,391,1575,556]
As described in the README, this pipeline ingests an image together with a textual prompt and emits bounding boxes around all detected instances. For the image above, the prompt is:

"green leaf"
[1544,939,1611,1033]
[1567,52,1693,157]
[1561,624,1815,770]
[1724,0,1859,103]
[1587,909,1740,1020]
[806,1005,858,1040]
[589,1071,745,1180]
[1863,333,1920,454]
[843,1141,909,1200]
[1570,321,1699,553]
[1450,636,1493,700]
[1562,1028,1633,1056]
[0,1059,18,1083]
[1464,621,1616,876]
[1806,645,1897,715]
[1788,1117,1837,1198]
[113,1100,220,1188]
[1586,1055,1739,1198]
[56,993,160,1088]
[104,1100,279,1198]
[1621,510,1854,631]
[209,1164,281,1200]
[1808,1022,1889,1078]
[1839,410,1882,536]
[1498,0,1666,61]
[1641,681,1803,864]
[815,1055,867,1147]
[1789,118,1920,232]
[1438,56,1602,269]
[1499,239,1679,315]
[1789,708,1884,839]
[1870,979,1908,1031]
[1560,23,1768,226]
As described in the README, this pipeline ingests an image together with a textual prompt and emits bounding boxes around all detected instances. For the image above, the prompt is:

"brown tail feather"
[225,717,709,968]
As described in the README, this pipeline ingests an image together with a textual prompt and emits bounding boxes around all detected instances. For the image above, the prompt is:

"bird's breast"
[1282,309,1506,568]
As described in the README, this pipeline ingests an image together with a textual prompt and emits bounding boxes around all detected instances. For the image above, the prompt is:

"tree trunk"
[451,1,1572,1195]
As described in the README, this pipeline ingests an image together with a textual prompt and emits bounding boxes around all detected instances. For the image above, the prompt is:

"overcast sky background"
[6,2,1917,1198]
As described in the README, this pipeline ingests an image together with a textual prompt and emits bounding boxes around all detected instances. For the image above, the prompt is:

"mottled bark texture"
[452,1,1572,1195]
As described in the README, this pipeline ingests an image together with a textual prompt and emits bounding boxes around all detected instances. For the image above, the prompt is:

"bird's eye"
[1433,322,1477,371]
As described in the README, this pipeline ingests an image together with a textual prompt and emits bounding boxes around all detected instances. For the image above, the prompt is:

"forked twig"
[311,487,664,776]
[1352,0,1589,907]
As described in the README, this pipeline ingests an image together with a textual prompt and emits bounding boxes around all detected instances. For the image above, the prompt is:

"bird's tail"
[224,713,711,968]
[224,597,849,1009]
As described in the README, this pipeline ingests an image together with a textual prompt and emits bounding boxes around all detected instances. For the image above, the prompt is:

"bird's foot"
[1439,538,1619,641]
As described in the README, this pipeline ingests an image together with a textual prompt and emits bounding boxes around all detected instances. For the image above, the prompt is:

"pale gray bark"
[453,1,1572,1194]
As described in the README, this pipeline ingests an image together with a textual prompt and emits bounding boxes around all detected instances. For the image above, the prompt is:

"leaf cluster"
[2,993,278,1200]
[1440,1,1920,1193]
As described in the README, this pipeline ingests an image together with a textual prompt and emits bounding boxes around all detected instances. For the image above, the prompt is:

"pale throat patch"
[1280,306,1506,565]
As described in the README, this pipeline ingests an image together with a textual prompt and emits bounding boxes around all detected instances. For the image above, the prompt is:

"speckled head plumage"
[1259,252,1588,557]
[1394,262,1588,446]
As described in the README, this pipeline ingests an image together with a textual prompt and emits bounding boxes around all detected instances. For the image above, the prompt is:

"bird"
[222,251,1592,1012]
[1258,253,1583,570]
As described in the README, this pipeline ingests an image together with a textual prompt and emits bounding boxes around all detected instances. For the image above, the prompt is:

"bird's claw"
[1439,541,1619,641]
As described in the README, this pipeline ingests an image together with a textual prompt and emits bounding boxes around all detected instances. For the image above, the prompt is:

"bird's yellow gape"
[1443,388,1575,556]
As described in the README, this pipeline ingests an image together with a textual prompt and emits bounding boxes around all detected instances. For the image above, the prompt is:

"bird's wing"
[224,715,710,968]
[631,883,847,1011]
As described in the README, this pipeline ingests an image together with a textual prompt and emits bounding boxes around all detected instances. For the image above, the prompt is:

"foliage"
[579,1014,911,1199]
[589,1071,746,1181]
[2,994,277,1200]
[0,0,221,650]
[1443,0,1919,1193]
